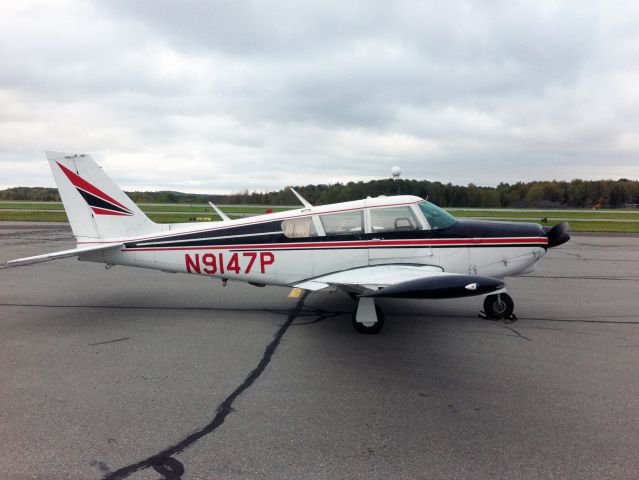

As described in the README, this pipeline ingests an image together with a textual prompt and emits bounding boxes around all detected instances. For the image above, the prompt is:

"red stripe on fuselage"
[56,161,132,213]
[122,237,548,252]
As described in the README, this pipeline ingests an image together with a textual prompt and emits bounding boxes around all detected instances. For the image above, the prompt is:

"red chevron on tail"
[56,161,133,216]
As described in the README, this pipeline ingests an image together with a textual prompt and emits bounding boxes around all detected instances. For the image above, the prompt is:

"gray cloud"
[1,0,638,193]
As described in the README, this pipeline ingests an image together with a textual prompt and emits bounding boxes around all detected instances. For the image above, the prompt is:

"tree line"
[1,178,638,208]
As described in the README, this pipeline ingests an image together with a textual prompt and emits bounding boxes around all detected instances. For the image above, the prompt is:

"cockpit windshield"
[418,201,456,230]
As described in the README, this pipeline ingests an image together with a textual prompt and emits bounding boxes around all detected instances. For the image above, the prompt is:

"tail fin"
[47,151,161,241]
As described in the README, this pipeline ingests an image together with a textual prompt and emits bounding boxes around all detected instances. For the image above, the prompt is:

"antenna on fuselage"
[208,202,231,221]
[289,187,313,209]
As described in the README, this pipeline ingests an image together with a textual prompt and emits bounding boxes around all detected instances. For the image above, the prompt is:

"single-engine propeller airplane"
[4,152,570,333]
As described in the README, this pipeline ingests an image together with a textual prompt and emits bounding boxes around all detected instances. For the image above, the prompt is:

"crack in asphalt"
[100,291,309,480]
[282,307,343,326]
[501,325,532,341]
[460,329,528,340]
[89,337,130,346]
[520,316,639,325]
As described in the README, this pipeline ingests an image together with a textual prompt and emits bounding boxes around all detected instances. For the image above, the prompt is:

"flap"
[293,264,444,292]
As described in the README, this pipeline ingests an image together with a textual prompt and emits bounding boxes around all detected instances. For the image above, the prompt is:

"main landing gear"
[352,297,385,334]
[481,292,516,322]
[351,292,517,334]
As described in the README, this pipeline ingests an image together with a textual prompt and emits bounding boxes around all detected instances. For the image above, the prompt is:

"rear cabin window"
[281,217,318,238]
[319,210,364,236]
[370,206,419,232]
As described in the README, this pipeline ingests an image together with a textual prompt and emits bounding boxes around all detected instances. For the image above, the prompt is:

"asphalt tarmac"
[1,222,638,480]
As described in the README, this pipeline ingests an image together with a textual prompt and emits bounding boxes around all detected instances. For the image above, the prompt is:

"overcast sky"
[1,1,638,193]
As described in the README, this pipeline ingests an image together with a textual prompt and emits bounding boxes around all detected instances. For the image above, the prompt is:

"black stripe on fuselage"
[222,245,544,252]
[125,219,546,250]
[124,244,546,253]
[134,220,282,246]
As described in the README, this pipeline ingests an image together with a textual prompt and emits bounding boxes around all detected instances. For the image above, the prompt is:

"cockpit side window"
[418,201,456,230]
[281,216,318,238]
[319,210,363,236]
[370,206,419,233]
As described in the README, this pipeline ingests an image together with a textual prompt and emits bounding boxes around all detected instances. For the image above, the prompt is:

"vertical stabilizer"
[47,152,160,241]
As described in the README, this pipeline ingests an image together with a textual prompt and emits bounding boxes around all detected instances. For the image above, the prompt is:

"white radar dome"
[391,166,401,178]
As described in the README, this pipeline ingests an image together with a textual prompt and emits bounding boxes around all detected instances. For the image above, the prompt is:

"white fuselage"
[81,196,548,288]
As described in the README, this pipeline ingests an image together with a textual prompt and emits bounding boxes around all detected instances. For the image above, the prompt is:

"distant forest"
[1,178,639,208]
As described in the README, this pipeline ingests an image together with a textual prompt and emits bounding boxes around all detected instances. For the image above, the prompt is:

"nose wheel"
[482,293,515,319]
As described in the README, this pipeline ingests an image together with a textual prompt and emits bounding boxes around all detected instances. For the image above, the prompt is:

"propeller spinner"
[544,222,570,248]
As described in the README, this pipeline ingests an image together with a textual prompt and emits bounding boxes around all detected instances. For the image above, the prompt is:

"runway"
[1,222,639,480]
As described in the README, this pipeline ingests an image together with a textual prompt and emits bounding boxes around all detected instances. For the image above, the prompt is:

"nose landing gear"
[481,292,517,323]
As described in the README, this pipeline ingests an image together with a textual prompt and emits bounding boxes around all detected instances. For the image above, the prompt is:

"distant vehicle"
[4,152,570,333]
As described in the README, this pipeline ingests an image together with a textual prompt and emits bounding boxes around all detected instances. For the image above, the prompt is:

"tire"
[352,306,385,334]
[483,293,514,319]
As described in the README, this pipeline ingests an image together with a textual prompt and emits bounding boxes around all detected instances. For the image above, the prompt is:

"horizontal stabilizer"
[2,243,123,268]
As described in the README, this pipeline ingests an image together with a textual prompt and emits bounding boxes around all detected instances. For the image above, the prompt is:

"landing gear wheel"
[352,306,385,334]
[483,293,514,319]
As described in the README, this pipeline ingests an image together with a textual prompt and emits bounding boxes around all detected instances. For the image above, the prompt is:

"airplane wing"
[293,264,506,299]
[2,243,123,268]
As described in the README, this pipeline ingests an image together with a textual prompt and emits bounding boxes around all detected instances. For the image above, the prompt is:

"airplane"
[3,152,570,334]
